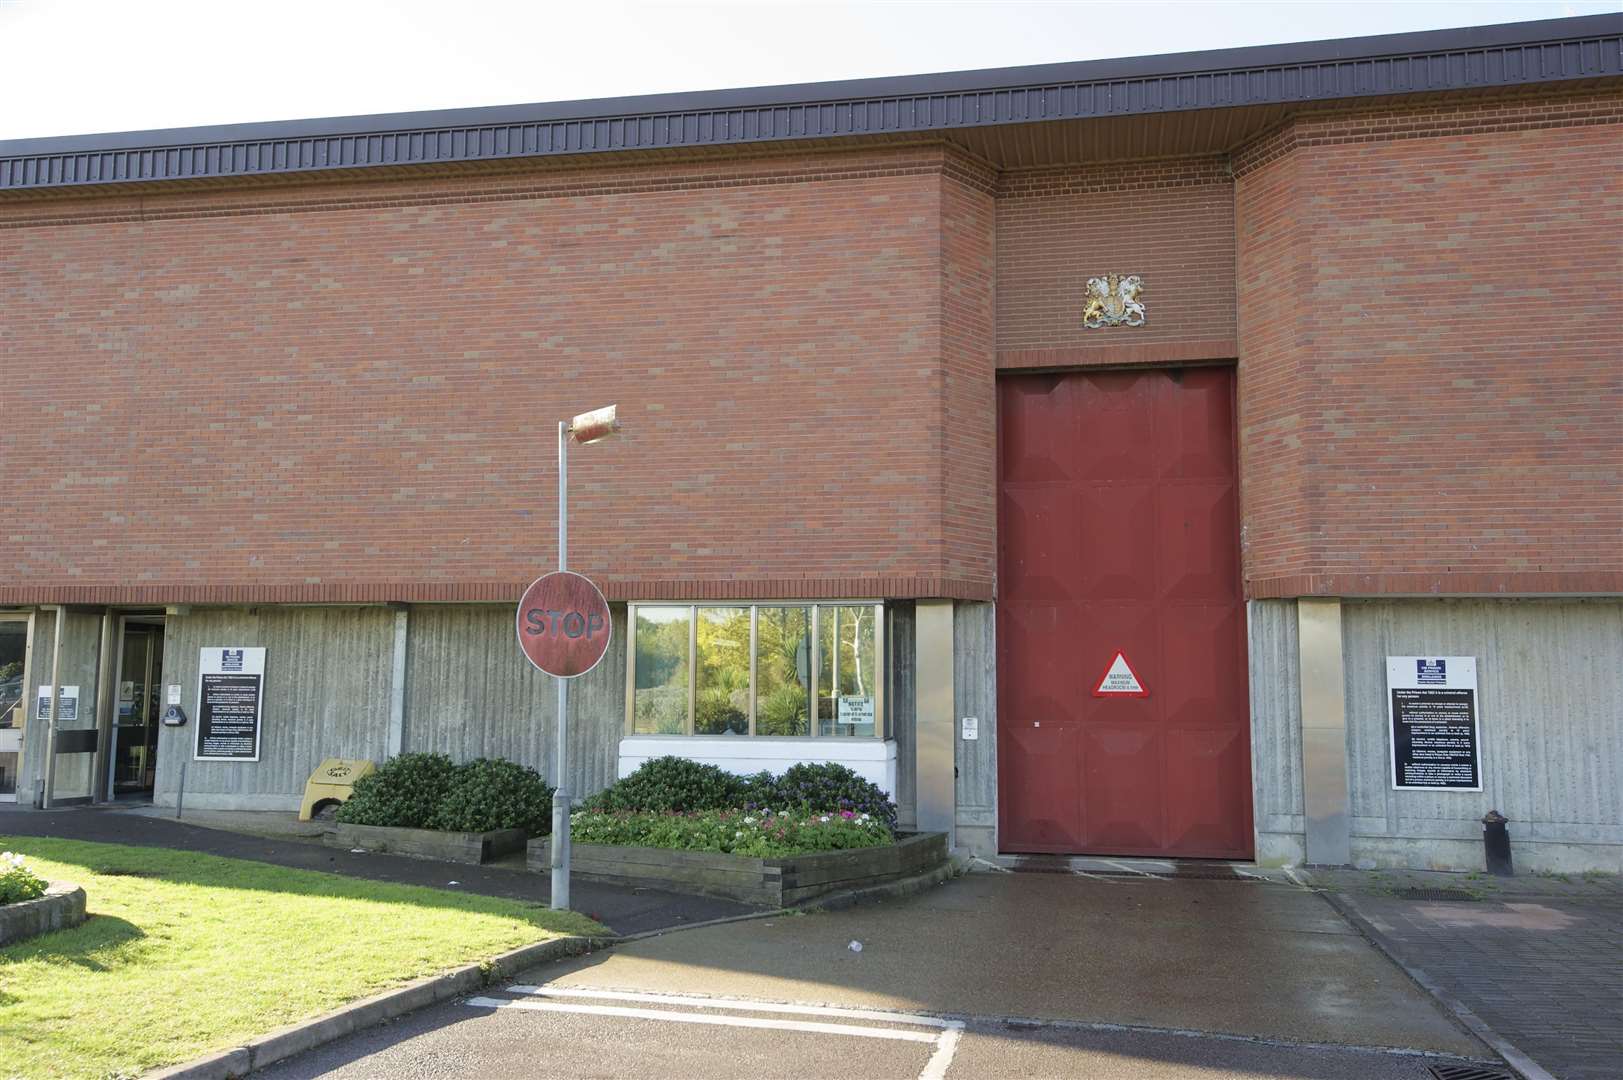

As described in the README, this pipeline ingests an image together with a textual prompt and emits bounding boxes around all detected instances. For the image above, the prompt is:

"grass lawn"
[0,837,605,1080]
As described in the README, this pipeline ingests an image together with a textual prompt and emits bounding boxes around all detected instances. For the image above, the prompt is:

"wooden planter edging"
[0,881,87,946]
[527,832,948,907]
[325,822,528,865]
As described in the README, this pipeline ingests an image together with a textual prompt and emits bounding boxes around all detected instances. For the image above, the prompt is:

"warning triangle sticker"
[1093,651,1148,697]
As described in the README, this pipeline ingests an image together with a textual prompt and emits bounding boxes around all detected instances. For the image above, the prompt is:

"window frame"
[625,601,886,740]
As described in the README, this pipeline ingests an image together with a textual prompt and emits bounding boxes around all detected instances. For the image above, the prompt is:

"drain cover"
[1428,1065,1515,1080]
[1392,887,1481,901]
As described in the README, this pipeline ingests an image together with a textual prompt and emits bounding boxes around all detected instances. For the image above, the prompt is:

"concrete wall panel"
[155,607,395,810]
[1342,598,1623,872]
[888,602,917,830]
[954,600,997,855]
[404,603,625,798]
[1247,599,1306,866]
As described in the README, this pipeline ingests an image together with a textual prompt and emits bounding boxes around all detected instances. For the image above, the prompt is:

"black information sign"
[1391,687,1479,790]
[195,646,265,761]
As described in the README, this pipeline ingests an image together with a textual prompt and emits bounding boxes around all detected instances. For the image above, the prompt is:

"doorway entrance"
[0,615,28,802]
[108,618,165,801]
[996,367,1252,859]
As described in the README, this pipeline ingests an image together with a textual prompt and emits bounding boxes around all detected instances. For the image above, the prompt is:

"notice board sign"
[1387,656,1480,791]
[195,647,266,762]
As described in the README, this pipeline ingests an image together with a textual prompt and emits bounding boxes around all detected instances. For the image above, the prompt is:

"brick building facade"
[2,16,1619,871]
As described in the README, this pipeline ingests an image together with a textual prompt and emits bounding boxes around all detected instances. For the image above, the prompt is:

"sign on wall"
[35,685,80,722]
[837,696,875,728]
[195,647,266,762]
[1387,656,1480,791]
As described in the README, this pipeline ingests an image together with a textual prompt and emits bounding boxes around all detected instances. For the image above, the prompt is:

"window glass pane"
[754,606,810,736]
[633,606,690,734]
[819,605,877,737]
[695,607,750,735]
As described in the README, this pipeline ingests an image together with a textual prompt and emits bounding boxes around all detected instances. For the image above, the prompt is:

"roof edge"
[2,13,1617,191]
[6,14,1617,155]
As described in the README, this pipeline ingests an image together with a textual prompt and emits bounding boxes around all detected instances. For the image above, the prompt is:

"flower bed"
[531,758,944,905]
[569,808,891,858]
[0,852,85,946]
[529,831,947,907]
[323,822,527,865]
[323,753,550,863]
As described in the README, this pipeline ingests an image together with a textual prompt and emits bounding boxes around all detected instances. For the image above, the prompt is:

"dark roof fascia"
[3,13,1618,191]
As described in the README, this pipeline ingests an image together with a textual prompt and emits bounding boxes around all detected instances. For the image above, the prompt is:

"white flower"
[819,815,830,823]
[734,830,743,837]
[743,816,756,825]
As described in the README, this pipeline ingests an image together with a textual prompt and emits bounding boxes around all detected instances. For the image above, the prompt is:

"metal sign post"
[515,405,618,912]
[553,420,571,911]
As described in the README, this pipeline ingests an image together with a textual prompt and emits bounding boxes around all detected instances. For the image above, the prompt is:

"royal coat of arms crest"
[1082,274,1146,328]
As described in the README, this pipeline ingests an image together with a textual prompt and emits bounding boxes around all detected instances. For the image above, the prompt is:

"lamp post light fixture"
[549,403,619,911]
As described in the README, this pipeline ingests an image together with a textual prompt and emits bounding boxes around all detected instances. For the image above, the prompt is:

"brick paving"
[1312,869,1623,1080]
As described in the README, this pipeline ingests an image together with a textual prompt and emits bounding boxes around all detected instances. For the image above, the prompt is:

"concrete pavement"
[258,870,1501,1079]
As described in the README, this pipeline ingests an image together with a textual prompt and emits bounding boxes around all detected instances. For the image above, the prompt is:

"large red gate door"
[997,368,1252,859]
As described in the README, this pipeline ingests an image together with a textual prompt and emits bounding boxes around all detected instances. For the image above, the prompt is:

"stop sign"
[515,571,613,678]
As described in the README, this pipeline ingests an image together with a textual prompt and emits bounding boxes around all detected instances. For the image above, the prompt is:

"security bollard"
[1482,809,1513,877]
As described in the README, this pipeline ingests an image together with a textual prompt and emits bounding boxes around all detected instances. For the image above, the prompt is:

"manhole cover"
[1393,887,1481,902]
[1428,1064,1515,1080]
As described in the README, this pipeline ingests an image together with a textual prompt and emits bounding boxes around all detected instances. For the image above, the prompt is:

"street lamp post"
[549,404,618,912]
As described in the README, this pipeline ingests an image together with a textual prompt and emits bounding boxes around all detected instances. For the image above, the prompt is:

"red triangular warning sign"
[1093,651,1148,697]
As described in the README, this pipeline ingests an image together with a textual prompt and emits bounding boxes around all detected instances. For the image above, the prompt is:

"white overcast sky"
[0,0,1616,141]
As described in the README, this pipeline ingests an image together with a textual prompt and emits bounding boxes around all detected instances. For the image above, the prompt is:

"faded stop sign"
[516,571,613,678]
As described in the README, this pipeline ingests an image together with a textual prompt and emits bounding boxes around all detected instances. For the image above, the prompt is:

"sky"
[0,0,1616,141]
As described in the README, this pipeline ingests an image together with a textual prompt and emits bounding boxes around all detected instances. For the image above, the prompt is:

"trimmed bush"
[773,762,898,834]
[582,756,746,814]
[571,808,890,857]
[334,752,459,829]
[432,758,554,836]
[584,758,898,835]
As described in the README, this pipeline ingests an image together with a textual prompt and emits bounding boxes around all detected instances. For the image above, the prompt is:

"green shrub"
[582,756,747,814]
[432,758,555,836]
[772,762,898,833]
[0,851,48,905]
[583,758,899,836]
[570,808,890,857]
[738,770,777,810]
[333,752,459,828]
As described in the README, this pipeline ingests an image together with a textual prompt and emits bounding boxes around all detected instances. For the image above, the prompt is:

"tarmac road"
[259,872,1504,1079]
[258,982,1490,1079]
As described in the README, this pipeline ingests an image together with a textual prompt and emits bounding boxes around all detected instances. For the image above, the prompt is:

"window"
[627,603,884,738]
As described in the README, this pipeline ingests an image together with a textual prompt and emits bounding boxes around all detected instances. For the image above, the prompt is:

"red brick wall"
[0,146,998,604]
[940,158,999,587]
[1236,94,1623,597]
[995,158,1237,370]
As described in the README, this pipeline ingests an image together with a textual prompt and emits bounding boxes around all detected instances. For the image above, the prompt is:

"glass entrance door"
[0,617,28,801]
[110,622,164,799]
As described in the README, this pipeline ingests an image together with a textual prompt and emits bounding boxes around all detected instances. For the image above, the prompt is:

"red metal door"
[997,368,1252,858]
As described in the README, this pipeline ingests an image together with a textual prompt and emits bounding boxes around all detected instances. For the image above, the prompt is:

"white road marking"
[504,985,953,1029]
[463,997,940,1043]
[917,1023,961,1080]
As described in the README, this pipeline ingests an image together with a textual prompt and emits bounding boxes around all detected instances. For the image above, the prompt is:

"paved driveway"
[260,871,1498,1079]
[1318,869,1623,1080]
